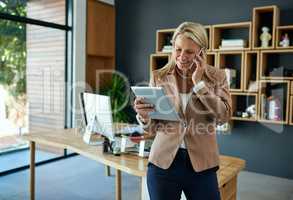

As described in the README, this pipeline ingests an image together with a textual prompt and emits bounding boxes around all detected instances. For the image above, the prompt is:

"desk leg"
[30,141,35,200]
[115,169,121,200]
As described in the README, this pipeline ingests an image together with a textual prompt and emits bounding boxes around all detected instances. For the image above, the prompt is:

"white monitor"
[80,92,115,141]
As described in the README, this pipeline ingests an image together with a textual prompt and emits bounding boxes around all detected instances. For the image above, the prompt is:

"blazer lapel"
[164,73,185,120]
[159,64,216,120]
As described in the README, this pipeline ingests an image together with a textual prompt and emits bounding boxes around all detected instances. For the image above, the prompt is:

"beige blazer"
[146,64,232,172]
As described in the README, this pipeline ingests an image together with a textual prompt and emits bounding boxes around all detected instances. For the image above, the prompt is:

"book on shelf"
[220,39,247,50]
[224,68,237,89]
[219,46,245,50]
[162,45,172,53]
[221,39,247,46]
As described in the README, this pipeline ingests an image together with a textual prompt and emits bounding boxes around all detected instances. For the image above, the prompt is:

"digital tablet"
[131,86,180,121]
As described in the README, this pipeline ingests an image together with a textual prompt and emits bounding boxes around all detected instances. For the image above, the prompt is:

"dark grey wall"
[115,0,293,179]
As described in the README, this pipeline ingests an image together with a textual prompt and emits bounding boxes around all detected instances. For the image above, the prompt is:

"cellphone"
[197,48,204,57]
[193,48,204,63]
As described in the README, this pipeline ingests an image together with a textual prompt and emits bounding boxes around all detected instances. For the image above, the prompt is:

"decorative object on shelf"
[246,104,256,118]
[260,26,272,48]
[234,111,243,117]
[267,96,281,120]
[279,33,290,47]
[242,112,249,118]
[216,122,231,133]
[224,68,237,89]
[248,81,258,92]
[164,34,172,46]
[162,34,173,53]
[220,39,247,50]
[269,66,293,77]
[234,104,256,119]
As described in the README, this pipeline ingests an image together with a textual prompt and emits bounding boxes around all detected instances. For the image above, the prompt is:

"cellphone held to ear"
[193,48,204,63]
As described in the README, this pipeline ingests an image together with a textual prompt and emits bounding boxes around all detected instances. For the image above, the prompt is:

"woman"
[134,22,232,200]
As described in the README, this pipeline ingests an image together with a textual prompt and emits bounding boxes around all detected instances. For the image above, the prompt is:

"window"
[0,0,72,174]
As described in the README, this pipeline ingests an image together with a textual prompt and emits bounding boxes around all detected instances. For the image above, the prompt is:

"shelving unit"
[291,82,293,125]
[231,92,258,121]
[258,80,290,124]
[212,22,252,51]
[276,25,293,49]
[150,53,170,71]
[244,51,259,92]
[259,49,293,80]
[156,25,213,54]
[151,5,293,126]
[204,25,212,51]
[289,96,293,125]
[206,52,217,66]
[156,29,175,53]
[252,5,280,49]
[218,51,244,92]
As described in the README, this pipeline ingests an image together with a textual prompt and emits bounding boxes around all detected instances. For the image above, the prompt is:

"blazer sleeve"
[138,72,159,134]
[192,69,232,125]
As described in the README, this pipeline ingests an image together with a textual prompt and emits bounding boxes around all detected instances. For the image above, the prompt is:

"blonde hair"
[156,22,208,79]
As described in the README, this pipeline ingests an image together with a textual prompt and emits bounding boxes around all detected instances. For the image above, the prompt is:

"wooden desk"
[22,129,245,200]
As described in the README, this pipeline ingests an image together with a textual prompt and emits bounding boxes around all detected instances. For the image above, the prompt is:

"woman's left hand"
[192,53,206,85]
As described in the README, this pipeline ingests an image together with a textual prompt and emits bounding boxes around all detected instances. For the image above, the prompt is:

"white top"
[179,92,192,149]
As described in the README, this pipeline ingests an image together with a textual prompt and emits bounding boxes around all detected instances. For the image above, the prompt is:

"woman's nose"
[179,52,188,60]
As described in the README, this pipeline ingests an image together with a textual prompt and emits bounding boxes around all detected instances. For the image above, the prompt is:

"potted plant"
[98,73,132,123]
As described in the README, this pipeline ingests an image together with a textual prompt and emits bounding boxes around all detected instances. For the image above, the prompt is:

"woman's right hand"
[133,97,155,123]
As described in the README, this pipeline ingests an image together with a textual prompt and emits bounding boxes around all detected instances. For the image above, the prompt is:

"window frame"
[0,0,74,176]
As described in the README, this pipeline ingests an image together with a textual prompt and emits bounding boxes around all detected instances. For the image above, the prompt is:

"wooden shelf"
[291,81,293,95]
[150,53,170,71]
[231,92,258,121]
[231,117,257,122]
[156,29,175,53]
[257,119,287,124]
[244,51,259,92]
[212,22,252,51]
[204,25,212,51]
[276,25,293,49]
[259,49,293,80]
[212,21,251,51]
[206,52,217,67]
[218,51,244,91]
[290,96,293,125]
[289,96,293,125]
[258,80,290,124]
[252,5,280,49]
[156,25,213,53]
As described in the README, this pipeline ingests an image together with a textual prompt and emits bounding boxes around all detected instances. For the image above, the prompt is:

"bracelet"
[136,114,151,128]
[193,81,205,93]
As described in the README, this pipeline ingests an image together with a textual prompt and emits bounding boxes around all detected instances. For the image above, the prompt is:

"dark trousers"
[147,148,221,200]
